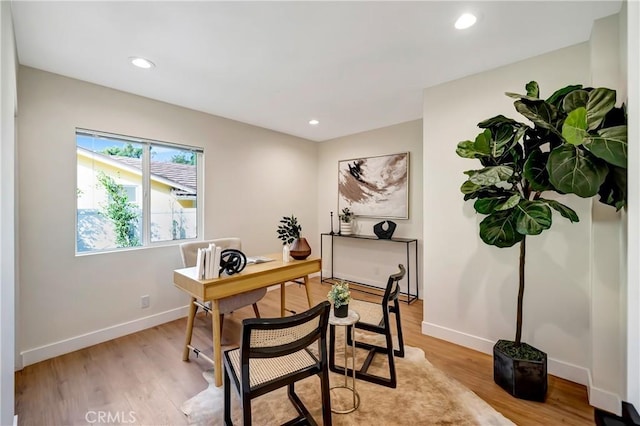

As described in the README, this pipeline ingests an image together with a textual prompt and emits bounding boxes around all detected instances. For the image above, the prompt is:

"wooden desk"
[173,253,320,386]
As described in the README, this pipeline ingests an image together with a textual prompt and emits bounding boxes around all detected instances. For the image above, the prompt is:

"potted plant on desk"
[339,207,354,235]
[277,214,311,260]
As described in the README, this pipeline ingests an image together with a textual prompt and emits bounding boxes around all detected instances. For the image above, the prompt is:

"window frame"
[75,128,204,255]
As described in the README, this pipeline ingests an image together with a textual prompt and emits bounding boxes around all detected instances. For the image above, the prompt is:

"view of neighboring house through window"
[76,129,202,254]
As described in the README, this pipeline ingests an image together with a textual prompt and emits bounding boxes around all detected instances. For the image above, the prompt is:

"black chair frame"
[329,264,406,388]
[223,301,332,426]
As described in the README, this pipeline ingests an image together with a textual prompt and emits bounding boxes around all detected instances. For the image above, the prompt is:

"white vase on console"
[340,221,352,235]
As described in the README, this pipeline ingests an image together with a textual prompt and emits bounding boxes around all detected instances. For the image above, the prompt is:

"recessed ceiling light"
[455,13,477,30]
[129,57,155,69]
[309,119,319,125]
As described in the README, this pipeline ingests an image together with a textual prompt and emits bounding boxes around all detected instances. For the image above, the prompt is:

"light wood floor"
[15,278,594,425]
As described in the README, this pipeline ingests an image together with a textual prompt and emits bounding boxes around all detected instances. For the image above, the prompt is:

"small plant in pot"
[338,207,354,235]
[457,81,627,401]
[327,280,351,318]
[276,214,311,260]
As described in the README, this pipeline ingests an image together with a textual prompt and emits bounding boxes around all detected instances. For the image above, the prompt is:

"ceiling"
[10,1,622,142]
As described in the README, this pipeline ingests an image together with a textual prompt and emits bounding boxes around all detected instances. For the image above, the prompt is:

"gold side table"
[329,309,360,414]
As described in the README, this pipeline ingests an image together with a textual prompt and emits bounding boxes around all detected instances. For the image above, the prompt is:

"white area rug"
[181,333,515,425]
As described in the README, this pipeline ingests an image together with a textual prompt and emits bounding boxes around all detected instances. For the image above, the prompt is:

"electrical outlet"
[141,295,150,309]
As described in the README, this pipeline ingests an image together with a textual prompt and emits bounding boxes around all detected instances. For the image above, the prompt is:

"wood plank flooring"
[15,278,594,425]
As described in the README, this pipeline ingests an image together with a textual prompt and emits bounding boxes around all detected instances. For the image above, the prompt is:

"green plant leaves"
[479,210,523,248]
[546,84,583,106]
[547,145,608,197]
[562,107,587,145]
[526,81,539,98]
[584,125,627,168]
[562,89,589,113]
[542,199,579,222]
[523,150,551,191]
[468,166,514,186]
[474,194,520,214]
[514,100,559,134]
[456,140,478,158]
[586,88,616,130]
[513,200,552,235]
[598,165,626,211]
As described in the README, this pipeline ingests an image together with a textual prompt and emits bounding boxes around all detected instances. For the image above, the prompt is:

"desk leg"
[303,275,313,308]
[280,283,286,317]
[211,299,223,387]
[182,297,197,361]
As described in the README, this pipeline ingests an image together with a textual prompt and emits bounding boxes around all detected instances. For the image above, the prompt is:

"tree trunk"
[515,237,526,345]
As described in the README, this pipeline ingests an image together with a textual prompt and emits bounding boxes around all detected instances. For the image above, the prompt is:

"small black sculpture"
[373,221,397,239]
[219,249,247,275]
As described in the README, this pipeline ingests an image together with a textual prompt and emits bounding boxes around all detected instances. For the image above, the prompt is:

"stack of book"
[195,243,222,279]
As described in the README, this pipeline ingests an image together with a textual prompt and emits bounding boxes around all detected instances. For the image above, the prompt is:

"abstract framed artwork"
[338,152,409,219]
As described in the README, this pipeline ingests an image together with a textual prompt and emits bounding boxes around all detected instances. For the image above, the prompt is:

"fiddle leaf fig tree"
[457,81,627,349]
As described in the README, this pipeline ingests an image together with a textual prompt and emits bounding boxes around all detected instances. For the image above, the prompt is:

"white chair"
[179,238,267,336]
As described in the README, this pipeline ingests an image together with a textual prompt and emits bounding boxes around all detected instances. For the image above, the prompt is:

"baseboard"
[589,371,623,415]
[20,306,189,367]
[421,321,590,386]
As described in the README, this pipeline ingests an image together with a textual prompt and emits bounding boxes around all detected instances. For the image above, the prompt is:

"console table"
[320,233,418,304]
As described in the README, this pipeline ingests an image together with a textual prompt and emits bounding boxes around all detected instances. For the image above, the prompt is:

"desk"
[173,254,321,387]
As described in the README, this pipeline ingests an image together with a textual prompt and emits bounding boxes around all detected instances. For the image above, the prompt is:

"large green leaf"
[514,100,559,134]
[478,115,519,129]
[562,107,588,145]
[506,92,540,101]
[546,84,583,106]
[542,199,580,222]
[456,140,480,158]
[479,210,523,248]
[584,125,627,168]
[547,145,608,197]
[526,81,539,98]
[523,150,551,191]
[493,125,515,152]
[473,129,492,155]
[513,200,552,235]
[587,88,616,130]
[598,165,626,211]
[460,180,481,195]
[469,166,514,186]
[497,194,521,211]
[562,89,589,113]
[475,194,521,214]
[464,186,512,201]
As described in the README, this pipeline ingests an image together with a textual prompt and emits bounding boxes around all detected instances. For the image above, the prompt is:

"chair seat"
[218,288,267,314]
[349,299,384,327]
[227,347,318,388]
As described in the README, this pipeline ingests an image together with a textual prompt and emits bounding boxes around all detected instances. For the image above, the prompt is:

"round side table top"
[329,309,359,326]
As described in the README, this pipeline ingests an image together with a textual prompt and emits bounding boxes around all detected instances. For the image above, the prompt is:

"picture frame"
[338,152,409,219]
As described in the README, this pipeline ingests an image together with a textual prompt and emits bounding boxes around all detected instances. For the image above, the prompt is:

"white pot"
[340,222,352,235]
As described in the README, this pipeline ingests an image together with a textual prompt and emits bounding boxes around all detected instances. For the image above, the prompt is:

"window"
[76,129,203,254]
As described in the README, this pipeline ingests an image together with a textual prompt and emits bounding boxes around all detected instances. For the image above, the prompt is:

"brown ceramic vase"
[289,237,311,260]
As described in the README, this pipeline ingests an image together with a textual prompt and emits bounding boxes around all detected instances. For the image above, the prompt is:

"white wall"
[317,120,423,295]
[625,0,640,413]
[422,43,596,384]
[1,1,17,423]
[588,12,626,414]
[17,67,318,366]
